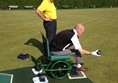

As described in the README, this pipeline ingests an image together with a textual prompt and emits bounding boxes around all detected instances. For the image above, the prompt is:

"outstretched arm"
[78,48,91,55]
[78,48,101,56]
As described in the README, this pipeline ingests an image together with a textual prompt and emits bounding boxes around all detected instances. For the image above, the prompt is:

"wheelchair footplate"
[68,66,87,79]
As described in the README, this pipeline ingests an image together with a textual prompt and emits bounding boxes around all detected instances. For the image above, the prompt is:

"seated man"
[49,24,101,71]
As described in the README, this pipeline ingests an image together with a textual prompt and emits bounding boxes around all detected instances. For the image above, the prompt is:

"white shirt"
[71,29,82,49]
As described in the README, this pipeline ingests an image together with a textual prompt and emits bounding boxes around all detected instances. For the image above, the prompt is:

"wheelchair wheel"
[51,61,70,79]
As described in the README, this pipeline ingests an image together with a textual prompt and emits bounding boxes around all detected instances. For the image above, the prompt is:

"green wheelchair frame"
[36,32,72,79]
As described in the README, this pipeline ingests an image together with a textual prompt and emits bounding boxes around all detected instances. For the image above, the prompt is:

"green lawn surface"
[0,8,118,83]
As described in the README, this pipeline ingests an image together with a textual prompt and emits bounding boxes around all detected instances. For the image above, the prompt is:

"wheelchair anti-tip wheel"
[51,61,71,79]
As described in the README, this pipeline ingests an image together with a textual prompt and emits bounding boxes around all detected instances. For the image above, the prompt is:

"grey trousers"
[51,49,83,64]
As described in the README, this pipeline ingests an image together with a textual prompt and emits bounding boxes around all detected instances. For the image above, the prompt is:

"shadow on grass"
[29,55,38,64]
[0,66,93,83]
[25,38,44,54]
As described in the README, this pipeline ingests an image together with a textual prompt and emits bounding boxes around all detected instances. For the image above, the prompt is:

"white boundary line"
[0,73,13,83]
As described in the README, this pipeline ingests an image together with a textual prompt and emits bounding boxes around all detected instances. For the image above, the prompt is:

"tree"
[0,0,118,9]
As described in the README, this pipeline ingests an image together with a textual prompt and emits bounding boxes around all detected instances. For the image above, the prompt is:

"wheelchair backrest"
[41,32,51,58]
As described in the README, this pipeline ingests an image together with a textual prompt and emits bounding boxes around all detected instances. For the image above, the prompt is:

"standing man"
[50,24,101,71]
[36,0,57,43]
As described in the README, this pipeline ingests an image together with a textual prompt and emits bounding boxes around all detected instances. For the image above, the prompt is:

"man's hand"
[44,18,52,21]
[92,50,101,56]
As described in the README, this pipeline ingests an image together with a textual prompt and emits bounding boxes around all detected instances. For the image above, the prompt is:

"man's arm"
[78,48,92,55]
[35,9,52,21]
[71,33,101,56]
[78,48,101,56]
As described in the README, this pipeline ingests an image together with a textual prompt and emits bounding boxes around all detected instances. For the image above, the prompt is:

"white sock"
[77,64,81,68]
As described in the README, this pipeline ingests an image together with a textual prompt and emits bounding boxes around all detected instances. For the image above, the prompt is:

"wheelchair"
[36,32,73,79]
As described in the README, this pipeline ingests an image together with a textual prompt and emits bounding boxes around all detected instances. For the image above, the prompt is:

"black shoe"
[17,53,29,60]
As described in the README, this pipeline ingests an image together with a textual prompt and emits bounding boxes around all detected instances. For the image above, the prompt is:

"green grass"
[0,8,118,83]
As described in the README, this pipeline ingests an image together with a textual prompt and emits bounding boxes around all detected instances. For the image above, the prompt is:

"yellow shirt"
[37,0,57,19]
